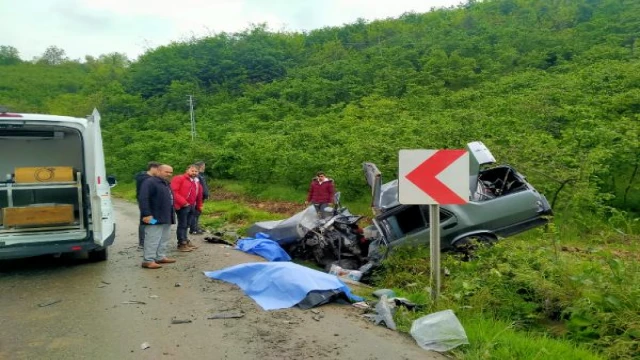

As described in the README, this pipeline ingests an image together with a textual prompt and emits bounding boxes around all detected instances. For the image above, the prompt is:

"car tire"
[88,247,108,262]
[453,234,496,260]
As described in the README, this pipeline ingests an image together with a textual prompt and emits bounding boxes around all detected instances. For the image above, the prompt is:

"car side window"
[383,205,427,240]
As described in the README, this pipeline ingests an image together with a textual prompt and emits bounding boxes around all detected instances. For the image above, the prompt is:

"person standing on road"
[305,171,335,215]
[171,164,203,252]
[189,160,209,235]
[135,161,160,249]
[138,164,176,269]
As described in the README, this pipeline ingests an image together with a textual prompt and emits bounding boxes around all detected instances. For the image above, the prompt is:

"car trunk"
[0,125,89,246]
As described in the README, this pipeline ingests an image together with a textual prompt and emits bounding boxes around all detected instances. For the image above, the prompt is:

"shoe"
[185,241,199,249]
[157,257,177,264]
[137,245,144,251]
[189,230,205,235]
[141,261,162,269]
[177,244,193,252]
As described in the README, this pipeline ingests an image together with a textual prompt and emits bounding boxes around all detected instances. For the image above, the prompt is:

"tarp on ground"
[234,233,292,262]
[204,262,363,310]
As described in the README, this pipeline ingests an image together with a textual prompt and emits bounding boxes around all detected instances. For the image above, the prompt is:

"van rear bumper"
[0,227,115,260]
[0,241,99,260]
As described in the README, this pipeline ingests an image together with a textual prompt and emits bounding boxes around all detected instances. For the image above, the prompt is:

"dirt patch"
[210,186,302,217]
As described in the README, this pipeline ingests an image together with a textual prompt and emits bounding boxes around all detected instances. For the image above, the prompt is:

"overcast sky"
[1,0,462,61]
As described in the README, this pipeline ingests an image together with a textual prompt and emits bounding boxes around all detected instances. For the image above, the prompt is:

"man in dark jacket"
[138,164,176,269]
[305,171,335,215]
[189,161,209,235]
[135,161,160,249]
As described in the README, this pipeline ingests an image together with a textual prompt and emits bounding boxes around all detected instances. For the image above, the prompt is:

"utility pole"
[187,95,195,141]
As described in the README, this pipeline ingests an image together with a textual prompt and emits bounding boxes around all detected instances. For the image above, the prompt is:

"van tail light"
[71,246,82,251]
[0,113,23,118]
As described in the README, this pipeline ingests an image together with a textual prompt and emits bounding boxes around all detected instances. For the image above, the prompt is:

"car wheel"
[88,247,108,262]
[453,234,496,260]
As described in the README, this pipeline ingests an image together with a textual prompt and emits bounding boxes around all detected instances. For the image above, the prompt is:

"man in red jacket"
[170,164,203,252]
[305,171,335,215]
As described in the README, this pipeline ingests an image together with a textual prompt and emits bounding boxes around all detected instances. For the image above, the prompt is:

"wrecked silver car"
[363,141,553,255]
[248,141,552,272]
[247,194,369,270]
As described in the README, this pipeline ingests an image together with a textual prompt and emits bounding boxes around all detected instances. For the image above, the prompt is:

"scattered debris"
[310,309,321,315]
[410,310,469,352]
[140,342,150,350]
[149,295,159,299]
[352,301,370,309]
[171,319,192,324]
[174,283,182,287]
[312,315,322,321]
[97,285,107,288]
[122,300,146,305]
[101,281,111,285]
[38,299,62,307]
[204,233,235,246]
[363,295,396,330]
[207,311,245,319]
[393,297,421,311]
[373,289,396,299]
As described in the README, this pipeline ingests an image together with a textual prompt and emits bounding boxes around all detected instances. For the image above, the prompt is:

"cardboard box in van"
[2,204,74,227]
[14,167,74,183]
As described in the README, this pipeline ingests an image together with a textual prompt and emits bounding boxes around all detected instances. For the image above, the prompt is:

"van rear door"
[85,109,114,246]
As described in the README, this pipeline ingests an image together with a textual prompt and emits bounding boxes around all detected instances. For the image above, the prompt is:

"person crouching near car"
[305,171,335,216]
[171,164,204,252]
[138,164,176,269]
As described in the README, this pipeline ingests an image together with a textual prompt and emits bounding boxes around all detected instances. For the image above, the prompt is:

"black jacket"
[135,171,151,197]
[198,173,210,200]
[138,177,175,225]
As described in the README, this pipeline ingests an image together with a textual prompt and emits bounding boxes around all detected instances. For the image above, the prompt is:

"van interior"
[0,125,88,239]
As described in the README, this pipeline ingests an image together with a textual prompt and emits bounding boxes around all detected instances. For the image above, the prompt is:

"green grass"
[450,315,604,360]
[112,180,639,359]
[111,182,137,202]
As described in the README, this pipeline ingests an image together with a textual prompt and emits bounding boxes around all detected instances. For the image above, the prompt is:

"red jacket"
[307,177,335,204]
[170,174,204,211]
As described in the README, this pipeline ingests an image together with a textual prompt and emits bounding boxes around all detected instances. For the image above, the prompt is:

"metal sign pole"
[429,204,441,301]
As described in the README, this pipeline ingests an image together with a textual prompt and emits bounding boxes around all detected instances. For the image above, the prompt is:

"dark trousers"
[189,209,201,233]
[138,211,145,246]
[138,224,145,246]
[176,206,196,244]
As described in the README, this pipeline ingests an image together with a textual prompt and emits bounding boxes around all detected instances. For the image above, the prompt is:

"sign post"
[399,149,469,301]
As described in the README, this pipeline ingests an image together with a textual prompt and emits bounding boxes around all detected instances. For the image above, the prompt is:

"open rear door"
[85,109,115,246]
[363,162,382,215]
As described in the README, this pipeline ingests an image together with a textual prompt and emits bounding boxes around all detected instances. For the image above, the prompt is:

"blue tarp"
[204,262,363,310]
[235,233,292,261]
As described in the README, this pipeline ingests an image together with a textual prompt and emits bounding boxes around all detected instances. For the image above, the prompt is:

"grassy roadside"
[112,180,638,359]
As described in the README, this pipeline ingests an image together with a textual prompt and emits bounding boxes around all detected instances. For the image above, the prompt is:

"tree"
[36,46,68,65]
[0,45,21,65]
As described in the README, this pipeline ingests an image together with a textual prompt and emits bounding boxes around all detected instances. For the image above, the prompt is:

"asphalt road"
[0,199,446,360]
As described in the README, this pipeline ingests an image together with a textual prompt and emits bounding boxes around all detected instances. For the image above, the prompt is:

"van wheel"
[88,248,108,262]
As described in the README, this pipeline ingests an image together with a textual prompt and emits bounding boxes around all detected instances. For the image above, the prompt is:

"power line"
[187,95,196,141]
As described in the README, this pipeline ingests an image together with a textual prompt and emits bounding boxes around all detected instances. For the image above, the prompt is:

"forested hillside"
[1,0,639,227]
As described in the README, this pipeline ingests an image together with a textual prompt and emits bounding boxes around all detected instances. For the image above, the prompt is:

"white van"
[0,108,116,261]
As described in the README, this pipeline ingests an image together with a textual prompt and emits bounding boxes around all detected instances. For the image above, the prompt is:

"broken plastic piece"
[410,309,469,352]
[140,342,150,350]
[373,289,396,299]
[38,299,62,307]
[171,319,192,324]
[122,300,146,305]
[207,311,245,319]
